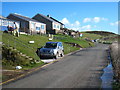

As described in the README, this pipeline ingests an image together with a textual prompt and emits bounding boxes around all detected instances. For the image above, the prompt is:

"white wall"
[52,22,60,30]
[29,21,46,34]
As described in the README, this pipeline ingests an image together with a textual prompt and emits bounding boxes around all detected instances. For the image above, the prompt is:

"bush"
[2,45,31,67]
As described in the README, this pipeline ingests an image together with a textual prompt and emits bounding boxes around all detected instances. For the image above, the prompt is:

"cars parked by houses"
[37,42,64,59]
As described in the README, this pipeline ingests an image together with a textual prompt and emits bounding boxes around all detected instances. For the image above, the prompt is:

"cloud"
[61,18,81,31]
[61,18,92,31]
[61,18,106,32]
[110,21,119,26]
[75,21,80,26]
[94,25,97,28]
[83,17,108,23]
[61,18,69,24]
[93,17,100,23]
[81,25,91,29]
[110,23,115,26]
[101,17,108,21]
[83,18,91,23]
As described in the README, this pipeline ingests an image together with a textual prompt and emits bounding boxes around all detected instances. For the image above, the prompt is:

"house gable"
[7,13,46,34]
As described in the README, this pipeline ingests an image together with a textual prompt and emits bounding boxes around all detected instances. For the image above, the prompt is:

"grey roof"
[9,13,45,24]
[50,17,64,25]
[0,15,7,19]
[37,14,58,23]
[0,15,20,23]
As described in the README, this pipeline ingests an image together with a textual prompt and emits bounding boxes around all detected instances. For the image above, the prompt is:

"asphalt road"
[3,43,109,88]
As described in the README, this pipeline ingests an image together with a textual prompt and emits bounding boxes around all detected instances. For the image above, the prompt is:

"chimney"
[47,14,50,17]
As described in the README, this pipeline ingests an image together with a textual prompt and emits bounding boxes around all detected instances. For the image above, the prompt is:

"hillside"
[80,32,102,40]
[84,31,117,36]
[1,32,105,82]
[82,31,119,43]
[2,32,96,70]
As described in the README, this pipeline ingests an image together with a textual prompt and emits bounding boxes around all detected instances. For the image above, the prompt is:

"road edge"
[1,48,85,85]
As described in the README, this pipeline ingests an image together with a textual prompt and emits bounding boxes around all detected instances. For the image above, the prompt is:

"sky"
[2,2,119,34]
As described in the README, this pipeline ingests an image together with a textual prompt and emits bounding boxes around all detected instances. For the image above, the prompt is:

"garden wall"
[109,42,120,82]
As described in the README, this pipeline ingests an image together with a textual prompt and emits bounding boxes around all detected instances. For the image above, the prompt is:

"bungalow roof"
[9,13,45,24]
[37,14,58,23]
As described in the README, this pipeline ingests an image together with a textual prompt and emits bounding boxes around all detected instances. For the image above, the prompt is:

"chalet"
[32,14,62,34]
[7,13,46,35]
[50,16,65,29]
[0,15,20,31]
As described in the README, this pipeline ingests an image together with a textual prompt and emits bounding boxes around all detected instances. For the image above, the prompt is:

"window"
[45,43,57,48]
[57,25,59,29]
[36,27,40,31]
[58,43,62,47]
[2,20,8,26]
[41,25,44,29]
[54,24,56,28]
[31,23,35,28]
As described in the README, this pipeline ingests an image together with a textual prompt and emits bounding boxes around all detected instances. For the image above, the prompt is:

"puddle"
[101,50,114,89]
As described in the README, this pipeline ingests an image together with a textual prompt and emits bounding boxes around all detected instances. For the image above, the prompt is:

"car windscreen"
[44,43,57,48]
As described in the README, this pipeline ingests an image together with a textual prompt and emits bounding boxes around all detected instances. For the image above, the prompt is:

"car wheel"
[55,52,59,59]
[40,56,44,59]
[60,51,64,57]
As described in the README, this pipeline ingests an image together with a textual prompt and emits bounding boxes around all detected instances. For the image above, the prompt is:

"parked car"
[37,42,64,59]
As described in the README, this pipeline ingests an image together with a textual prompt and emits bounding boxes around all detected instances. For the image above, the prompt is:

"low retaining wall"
[109,42,120,82]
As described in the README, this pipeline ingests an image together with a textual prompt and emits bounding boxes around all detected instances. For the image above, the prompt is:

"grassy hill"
[2,31,118,69]
[2,31,118,82]
[82,31,119,43]
[80,32,102,40]
[1,31,106,82]
[2,32,96,69]
[84,31,117,36]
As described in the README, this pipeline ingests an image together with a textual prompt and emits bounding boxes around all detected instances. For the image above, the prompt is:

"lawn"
[2,33,82,61]
[2,32,96,71]
[80,32,102,40]
[0,31,2,42]
[54,34,94,48]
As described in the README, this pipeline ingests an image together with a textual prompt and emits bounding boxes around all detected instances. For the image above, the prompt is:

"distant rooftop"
[0,15,7,19]
[8,13,45,24]
[50,17,64,25]
[36,13,59,23]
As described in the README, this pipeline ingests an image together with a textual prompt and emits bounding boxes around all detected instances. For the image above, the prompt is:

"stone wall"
[109,42,120,82]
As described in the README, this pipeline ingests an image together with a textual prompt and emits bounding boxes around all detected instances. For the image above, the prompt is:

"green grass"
[80,32,102,40]
[2,32,96,70]
[2,33,82,61]
[22,61,45,70]
[54,34,94,48]
[0,31,2,42]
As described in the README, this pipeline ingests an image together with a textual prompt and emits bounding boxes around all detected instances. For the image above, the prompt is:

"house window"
[36,27,40,31]
[2,20,8,26]
[54,24,56,28]
[41,25,44,29]
[57,25,59,29]
[31,23,35,28]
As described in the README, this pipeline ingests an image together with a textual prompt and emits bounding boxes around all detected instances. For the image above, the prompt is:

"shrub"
[2,45,31,67]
